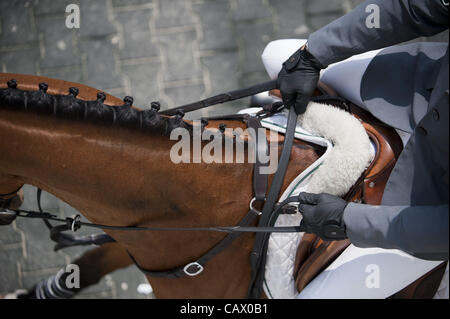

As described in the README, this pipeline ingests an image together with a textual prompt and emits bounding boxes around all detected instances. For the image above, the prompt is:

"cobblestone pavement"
[0,0,448,299]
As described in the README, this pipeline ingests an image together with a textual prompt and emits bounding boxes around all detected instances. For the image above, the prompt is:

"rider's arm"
[307,0,449,67]
[343,203,449,261]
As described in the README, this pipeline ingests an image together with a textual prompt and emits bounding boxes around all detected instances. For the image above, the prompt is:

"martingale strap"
[128,207,261,278]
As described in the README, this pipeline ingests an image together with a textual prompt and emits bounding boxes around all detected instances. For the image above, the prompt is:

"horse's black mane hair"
[0,79,193,135]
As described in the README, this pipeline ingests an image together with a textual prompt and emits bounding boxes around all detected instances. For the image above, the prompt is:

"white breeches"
[261,39,381,109]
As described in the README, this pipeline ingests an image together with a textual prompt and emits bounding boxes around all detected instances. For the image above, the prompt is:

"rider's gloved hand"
[298,192,348,241]
[277,44,324,115]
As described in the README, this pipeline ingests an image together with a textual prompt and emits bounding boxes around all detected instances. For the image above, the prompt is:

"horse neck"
[0,107,261,297]
[1,108,175,218]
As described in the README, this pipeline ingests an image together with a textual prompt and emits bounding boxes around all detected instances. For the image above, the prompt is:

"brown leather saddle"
[270,83,447,299]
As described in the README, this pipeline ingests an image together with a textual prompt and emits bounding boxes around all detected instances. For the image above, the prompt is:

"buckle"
[183,262,204,276]
[67,214,81,232]
[249,197,263,215]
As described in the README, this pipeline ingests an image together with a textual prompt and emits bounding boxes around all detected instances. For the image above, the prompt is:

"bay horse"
[2,73,445,299]
[0,73,323,298]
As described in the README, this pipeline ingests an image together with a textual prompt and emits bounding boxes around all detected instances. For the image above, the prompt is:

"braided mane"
[0,79,193,135]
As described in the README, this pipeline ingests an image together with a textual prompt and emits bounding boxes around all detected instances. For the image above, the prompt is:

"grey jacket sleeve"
[343,203,449,260]
[307,0,449,67]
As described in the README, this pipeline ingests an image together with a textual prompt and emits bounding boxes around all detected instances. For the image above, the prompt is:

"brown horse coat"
[0,73,323,298]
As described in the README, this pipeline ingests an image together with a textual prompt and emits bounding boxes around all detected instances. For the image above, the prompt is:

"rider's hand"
[298,192,348,241]
[277,44,324,115]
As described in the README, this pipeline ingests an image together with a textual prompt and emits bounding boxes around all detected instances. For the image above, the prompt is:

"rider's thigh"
[261,38,381,110]
[261,39,308,79]
[320,49,382,109]
[296,245,444,299]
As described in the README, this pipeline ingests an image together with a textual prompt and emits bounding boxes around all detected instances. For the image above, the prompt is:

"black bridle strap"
[160,80,277,116]
[11,206,304,234]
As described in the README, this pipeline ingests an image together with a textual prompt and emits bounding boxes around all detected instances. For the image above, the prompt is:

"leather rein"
[0,80,340,298]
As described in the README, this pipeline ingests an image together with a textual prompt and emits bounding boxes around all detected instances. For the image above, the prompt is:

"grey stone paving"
[0,0,447,299]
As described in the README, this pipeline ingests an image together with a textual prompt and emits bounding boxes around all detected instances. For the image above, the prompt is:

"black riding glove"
[298,192,348,241]
[277,45,324,115]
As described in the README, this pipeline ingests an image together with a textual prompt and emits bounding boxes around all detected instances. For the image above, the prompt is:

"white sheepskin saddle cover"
[240,102,449,299]
[240,101,375,298]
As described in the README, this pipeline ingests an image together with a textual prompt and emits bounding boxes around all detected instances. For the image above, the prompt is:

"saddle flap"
[294,239,350,293]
